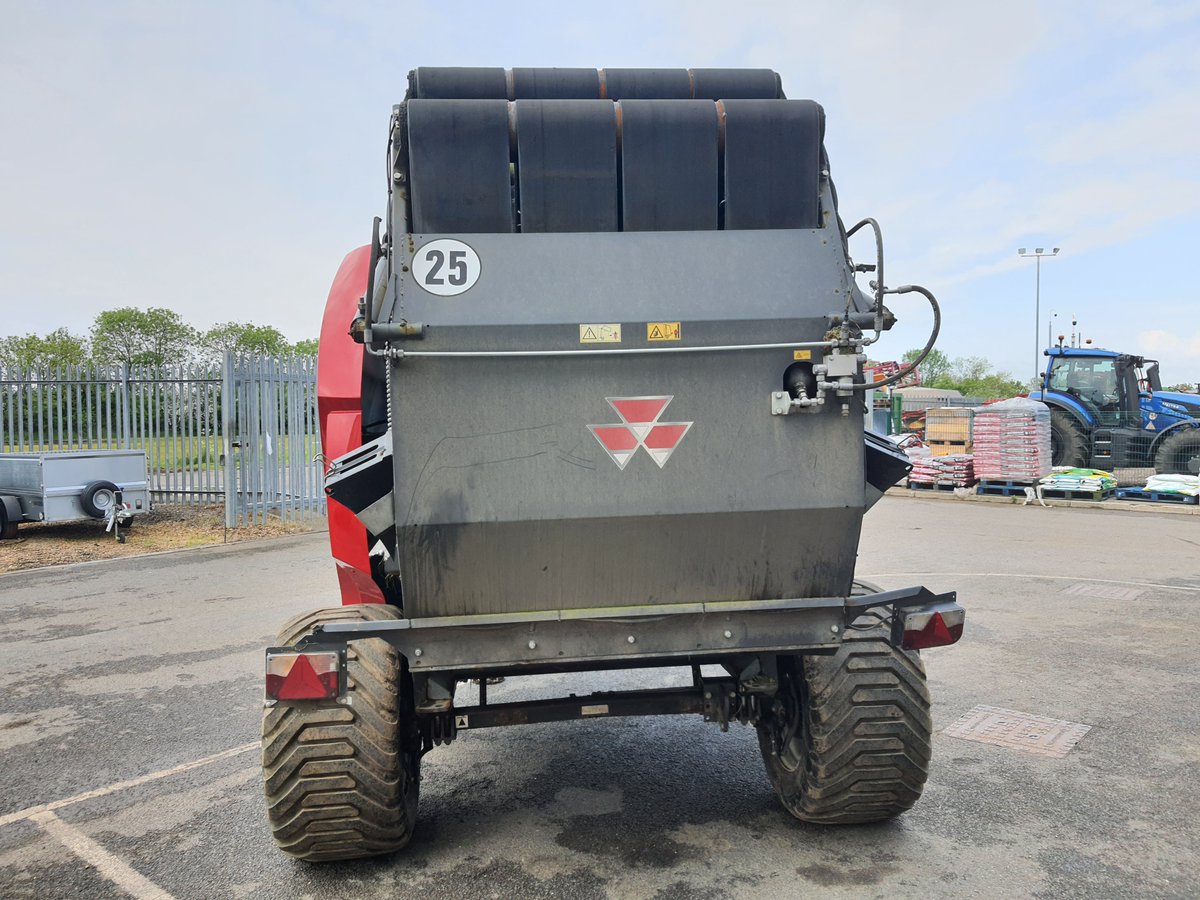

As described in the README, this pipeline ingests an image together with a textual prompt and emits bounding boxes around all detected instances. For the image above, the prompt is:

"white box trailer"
[0,450,150,540]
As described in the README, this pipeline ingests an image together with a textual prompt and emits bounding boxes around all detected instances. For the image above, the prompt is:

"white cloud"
[1137,330,1200,385]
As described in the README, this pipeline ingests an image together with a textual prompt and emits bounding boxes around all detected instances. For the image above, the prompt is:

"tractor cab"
[1042,347,1141,428]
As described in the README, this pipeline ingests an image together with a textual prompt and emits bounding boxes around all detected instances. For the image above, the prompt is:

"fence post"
[119,363,132,449]
[222,352,236,528]
[0,366,7,451]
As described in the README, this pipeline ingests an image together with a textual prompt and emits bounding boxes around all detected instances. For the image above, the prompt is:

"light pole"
[1018,246,1060,379]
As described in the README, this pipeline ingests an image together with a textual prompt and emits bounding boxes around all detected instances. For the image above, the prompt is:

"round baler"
[262,66,964,861]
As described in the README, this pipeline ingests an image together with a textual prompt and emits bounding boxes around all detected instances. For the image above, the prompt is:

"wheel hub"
[766,669,804,771]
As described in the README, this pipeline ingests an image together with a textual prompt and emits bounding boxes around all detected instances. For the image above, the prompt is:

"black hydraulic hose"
[845,217,884,322]
[845,284,941,391]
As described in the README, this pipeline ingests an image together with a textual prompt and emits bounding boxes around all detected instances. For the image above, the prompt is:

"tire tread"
[262,603,416,862]
[758,592,933,825]
[1154,428,1200,476]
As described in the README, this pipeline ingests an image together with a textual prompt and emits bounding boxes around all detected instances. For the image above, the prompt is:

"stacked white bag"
[972,397,1053,481]
[1144,473,1200,497]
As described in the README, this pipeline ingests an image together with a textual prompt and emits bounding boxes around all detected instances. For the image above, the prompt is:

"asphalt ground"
[0,496,1197,899]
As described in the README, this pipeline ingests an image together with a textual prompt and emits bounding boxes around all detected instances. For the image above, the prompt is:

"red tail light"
[899,604,965,650]
[265,651,341,700]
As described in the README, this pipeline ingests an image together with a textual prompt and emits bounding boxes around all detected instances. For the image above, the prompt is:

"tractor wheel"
[1050,411,1088,468]
[756,583,932,824]
[1154,429,1200,476]
[262,603,419,862]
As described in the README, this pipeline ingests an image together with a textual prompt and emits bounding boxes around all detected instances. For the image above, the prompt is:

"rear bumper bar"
[293,586,957,673]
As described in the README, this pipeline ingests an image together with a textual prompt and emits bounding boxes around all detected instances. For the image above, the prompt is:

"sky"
[2,0,1199,384]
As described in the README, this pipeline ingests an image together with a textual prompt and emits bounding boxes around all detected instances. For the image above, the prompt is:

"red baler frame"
[317,245,384,605]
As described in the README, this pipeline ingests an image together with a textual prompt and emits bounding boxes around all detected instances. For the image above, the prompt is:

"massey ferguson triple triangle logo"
[588,396,693,470]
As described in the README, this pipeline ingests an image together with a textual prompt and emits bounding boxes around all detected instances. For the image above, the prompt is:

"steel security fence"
[222,354,325,527]
[0,355,325,524]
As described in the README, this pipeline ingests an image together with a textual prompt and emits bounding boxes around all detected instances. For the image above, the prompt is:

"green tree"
[0,328,89,370]
[291,338,319,356]
[898,350,1024,399]
[91,307,198,366]
[202,322,291,361]
[949,356,1025,399]
[950,356,991,384]
[902,347,952,386]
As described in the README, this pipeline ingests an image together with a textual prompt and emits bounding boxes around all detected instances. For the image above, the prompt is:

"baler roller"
[407,66,783,101]
[401,95,825,234]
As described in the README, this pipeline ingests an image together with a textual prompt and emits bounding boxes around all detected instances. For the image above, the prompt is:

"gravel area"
[0,505,325,573]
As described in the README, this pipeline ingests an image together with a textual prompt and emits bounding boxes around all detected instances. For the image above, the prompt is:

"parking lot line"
[30,810,177,899]
[0,742,258,829]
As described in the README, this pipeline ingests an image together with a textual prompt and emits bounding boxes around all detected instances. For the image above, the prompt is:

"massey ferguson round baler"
[262,66,964,862]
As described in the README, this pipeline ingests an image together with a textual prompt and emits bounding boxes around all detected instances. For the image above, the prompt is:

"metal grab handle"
[361,216,382,345]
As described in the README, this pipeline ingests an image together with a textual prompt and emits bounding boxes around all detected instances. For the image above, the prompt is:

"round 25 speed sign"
[412,239,480,296]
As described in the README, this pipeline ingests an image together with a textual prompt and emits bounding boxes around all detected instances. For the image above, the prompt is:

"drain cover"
[1061,582,1144,601]
[944,705,1091,758]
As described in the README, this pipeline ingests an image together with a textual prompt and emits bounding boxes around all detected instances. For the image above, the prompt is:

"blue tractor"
[1030,346,1200,474]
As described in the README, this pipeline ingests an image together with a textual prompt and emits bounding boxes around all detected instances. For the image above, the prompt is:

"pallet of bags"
[1038,467,1117,501]
[972,398,1052,483]
[908,453,975,490]
[1115,474,1200,504]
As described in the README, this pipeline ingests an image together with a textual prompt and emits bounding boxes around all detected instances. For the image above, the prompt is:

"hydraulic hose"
[843,216,896,349]
[844,283,941,391]
[845,217,884,325]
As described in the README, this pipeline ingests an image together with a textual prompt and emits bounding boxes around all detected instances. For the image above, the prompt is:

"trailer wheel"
[0,504,17,540]
[1154,428,1200,476]
[262,603,419,862]
[1050,410,1088,468]
[756,583,932,824]
[80,480,120,518]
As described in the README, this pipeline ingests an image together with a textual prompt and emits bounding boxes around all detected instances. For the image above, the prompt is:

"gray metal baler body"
[318,67,943,677]
[381,230,864,618]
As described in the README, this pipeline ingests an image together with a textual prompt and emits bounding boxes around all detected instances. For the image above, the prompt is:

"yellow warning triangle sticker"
[582,327,597,341]
[649,325,663,339]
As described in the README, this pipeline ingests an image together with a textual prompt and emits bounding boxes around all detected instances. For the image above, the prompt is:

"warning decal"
[793,349,812,360]
[580,324,622,344]
[647,322,681,341]
[589,396,693,470]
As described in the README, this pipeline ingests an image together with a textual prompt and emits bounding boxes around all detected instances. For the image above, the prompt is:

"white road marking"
[31,810,177,900]
[865,572,1200,594]
[0,742,257,828]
